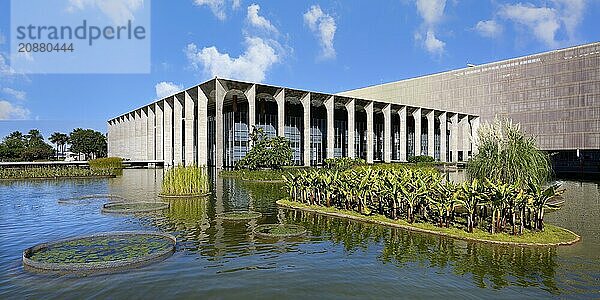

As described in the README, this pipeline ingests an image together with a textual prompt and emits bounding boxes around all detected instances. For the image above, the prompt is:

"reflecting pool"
[0,169,598,299]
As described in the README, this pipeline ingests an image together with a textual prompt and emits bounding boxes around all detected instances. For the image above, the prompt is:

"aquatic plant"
[161,165,210,196]
[253,224,307,238]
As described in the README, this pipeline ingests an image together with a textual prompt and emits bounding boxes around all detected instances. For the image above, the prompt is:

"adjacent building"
[107,42,600,173]
[339,42,600,174]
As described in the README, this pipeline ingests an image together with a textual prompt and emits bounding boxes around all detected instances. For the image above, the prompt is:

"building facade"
[108,42,599,172]
[339,42,600,174]
[107,78,479,168]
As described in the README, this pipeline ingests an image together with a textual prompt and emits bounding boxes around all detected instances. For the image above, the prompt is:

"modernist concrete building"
[108,42,599,172]
[107,78,479,168]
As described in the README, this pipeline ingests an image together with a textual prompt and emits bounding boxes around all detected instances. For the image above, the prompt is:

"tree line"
[0,128,107,161]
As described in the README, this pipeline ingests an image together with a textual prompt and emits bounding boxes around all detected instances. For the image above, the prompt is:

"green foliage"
[235,127,293,170]
[467,118,551,188]
[284,166,565,236]
[324,157,366,170]
[69,128,107,159]
[0,130,54,161]
[0,166,115,179]
[49,132,69,159]
[161,165,210,196]
[408,155,435,163]
[89,157,123,170]
[220,167,308,181]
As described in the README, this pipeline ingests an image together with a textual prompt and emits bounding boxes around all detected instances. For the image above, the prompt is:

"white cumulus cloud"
[67,0,144,25]
[416,0,446,26]
[0,100,30,120]
[550,0,585,41]
[247,4,278,34]
[415,0,447,55]
[194,0,241,20]
[424,30,445,55]
[475,20,503,38]
[185,36,279,82]
[155,82,183,99]
[304,5,337,60]
[2,88,26,101]
[500,3,560,48]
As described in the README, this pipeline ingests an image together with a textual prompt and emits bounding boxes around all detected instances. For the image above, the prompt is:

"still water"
[0,169,598,299]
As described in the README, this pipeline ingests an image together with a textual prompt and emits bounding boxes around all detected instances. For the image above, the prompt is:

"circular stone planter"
[158,193,211,199]
[101,202,169,214]
[217,210,262,221]
[22,231,176,274]
[253,224,307,238]
[58,194,128,204]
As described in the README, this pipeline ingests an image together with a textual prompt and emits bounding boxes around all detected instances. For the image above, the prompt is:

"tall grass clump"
[0,166,114,179]
[88,157,123,170]
[161,165,210,196]
[468,118,551,188]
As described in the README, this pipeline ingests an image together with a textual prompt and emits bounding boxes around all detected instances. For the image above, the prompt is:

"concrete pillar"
[215,79,226,169]
[184,91,195,165]
[471,116,480,155]
[134,110,142,160]
[155,102,164,161]
[325,95,335,159]
[107,121,113,157]
[245,84,256,139]
[413,108,422,157]
[173,95,183,166]
[345,99,355,158]
[164,98,173,166]
[461,115,471,160]
[365,101,374,164]
[197,86,209,166]
[450,113,458,162]
[147,105,156,160]
[301,93,311,166]
[117,117,125,158]
[427,110,435,158]
[141,108,148,160]
[398,106,407,162]
[129,113,135,160]
[439,112,447,162]
[383,104,392,163]
[275,88,285,137]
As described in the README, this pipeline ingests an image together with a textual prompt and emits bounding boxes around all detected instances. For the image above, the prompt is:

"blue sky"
[0,0,599,140]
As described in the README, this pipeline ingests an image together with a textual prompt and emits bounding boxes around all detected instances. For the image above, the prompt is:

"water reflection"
[283,208,560,293]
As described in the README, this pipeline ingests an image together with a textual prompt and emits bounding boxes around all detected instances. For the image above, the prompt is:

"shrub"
[236,127,293,170]
[408,155,435,163]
